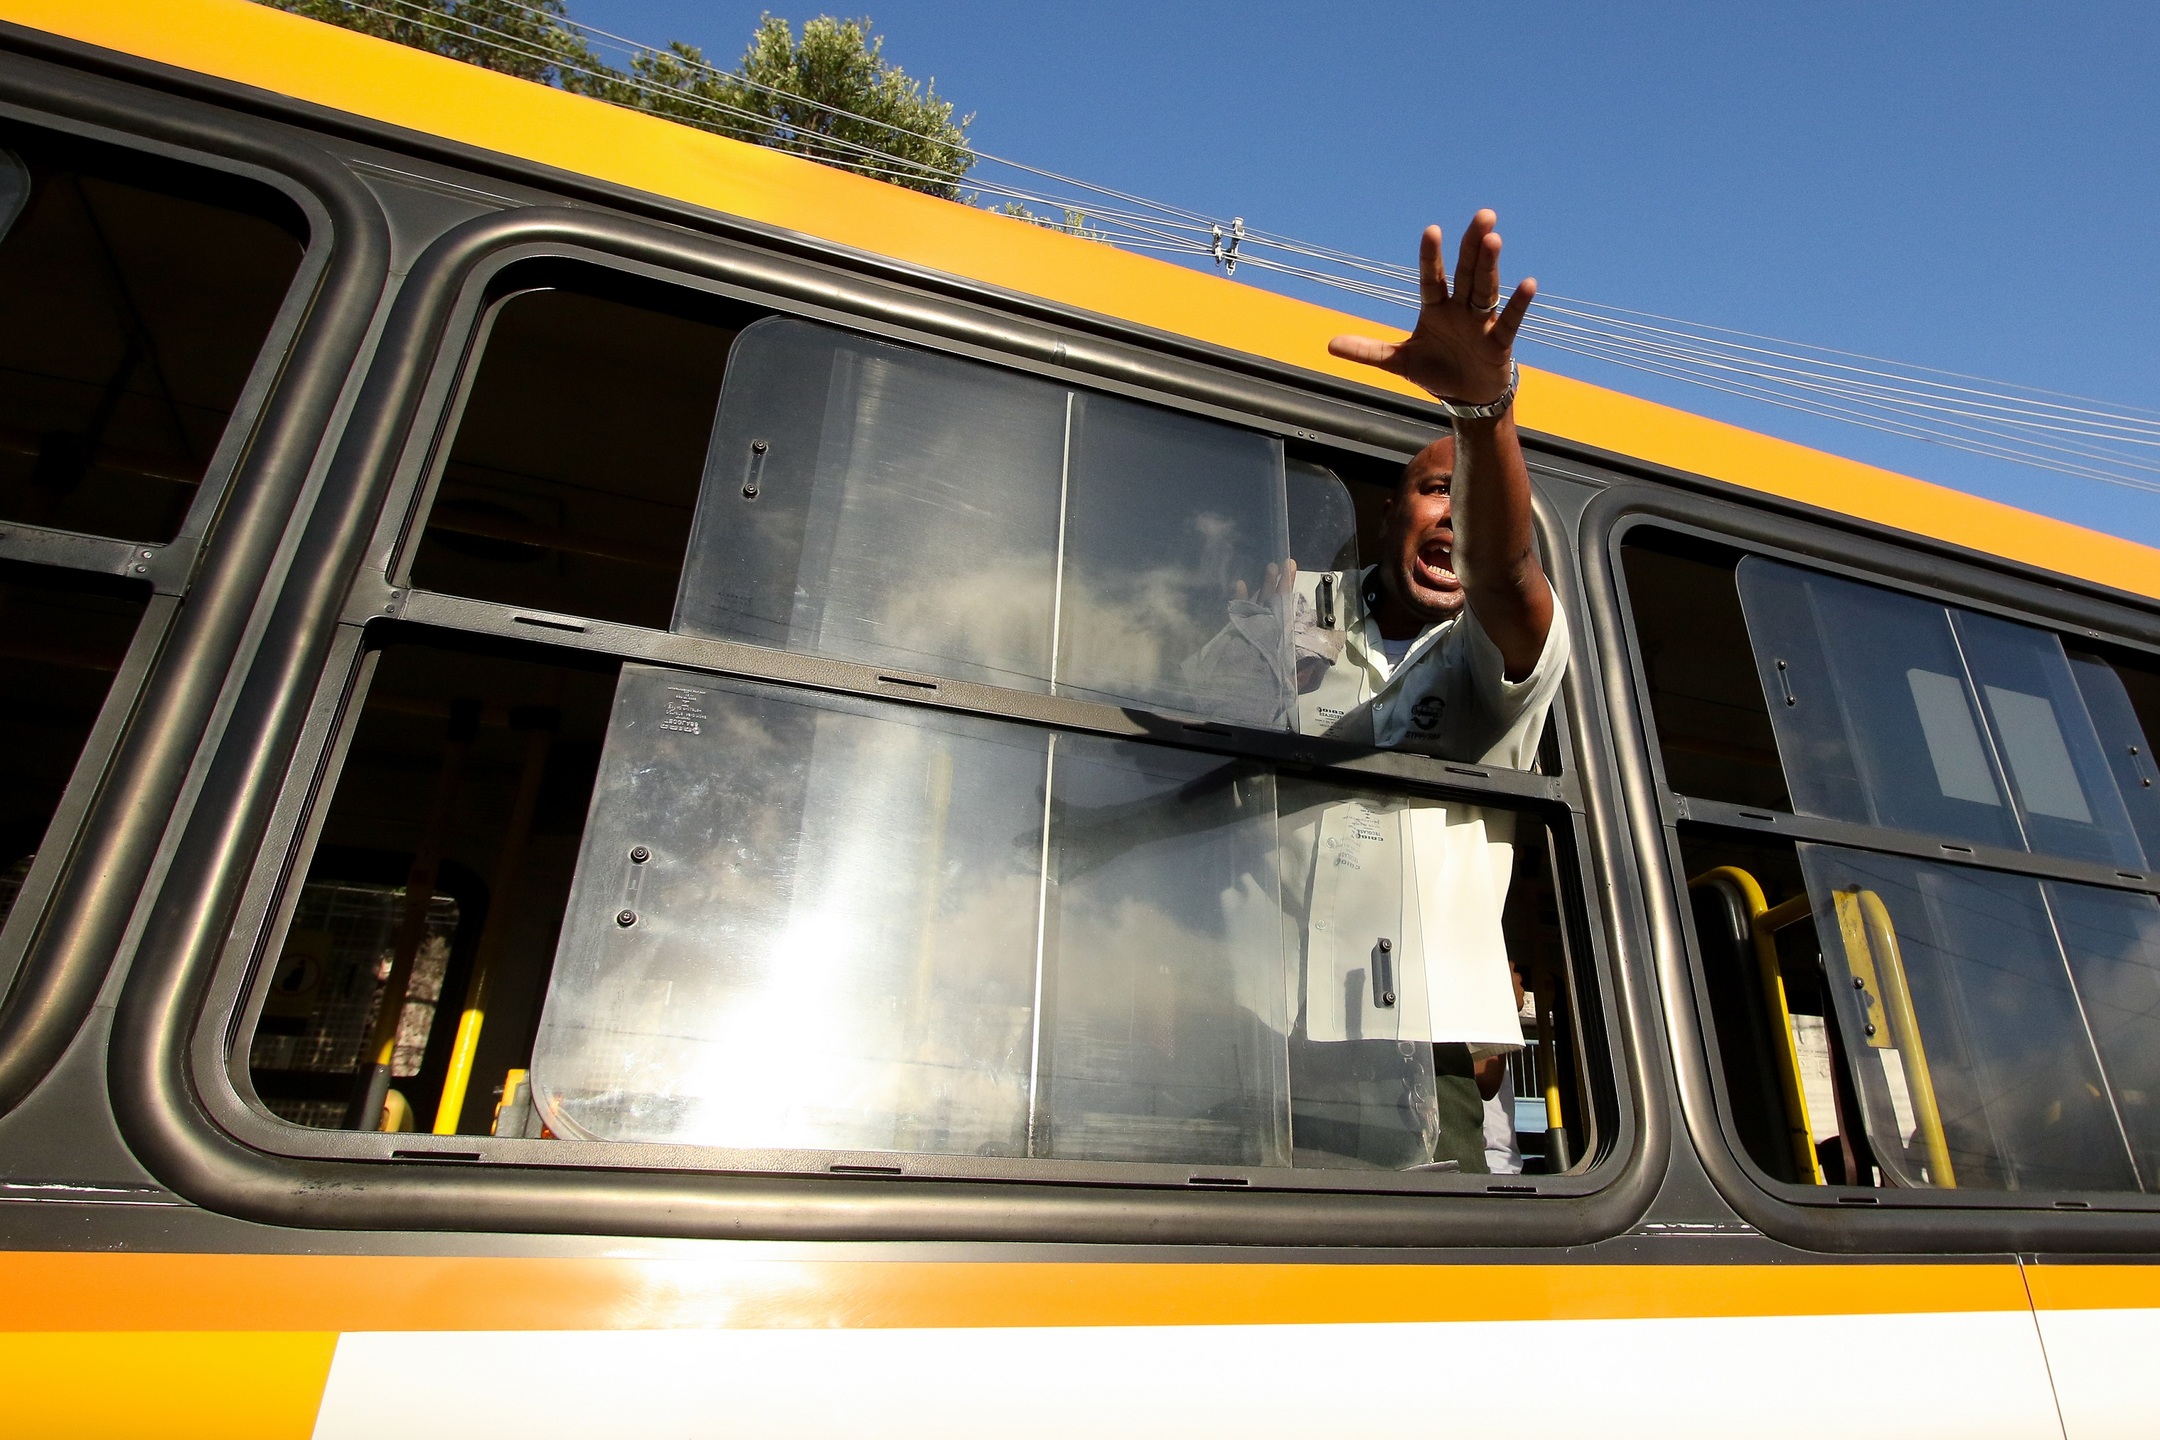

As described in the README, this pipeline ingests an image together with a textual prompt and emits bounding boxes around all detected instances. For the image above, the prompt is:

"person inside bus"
[1190,210,1567,1171]
[1310,209,1564,1171]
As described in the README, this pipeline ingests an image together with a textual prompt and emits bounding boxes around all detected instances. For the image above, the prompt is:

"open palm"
[1327,210,1535,407]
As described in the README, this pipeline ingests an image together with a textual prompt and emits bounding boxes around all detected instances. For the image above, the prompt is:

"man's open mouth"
[1412,543,1458,591]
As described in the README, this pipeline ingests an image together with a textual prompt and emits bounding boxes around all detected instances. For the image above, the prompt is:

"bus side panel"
[0,1331,335,1440]
[306,1314,2062,1440]
[2027,1264,2160,1440]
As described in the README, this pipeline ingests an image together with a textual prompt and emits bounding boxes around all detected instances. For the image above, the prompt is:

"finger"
[1474,230,1503,314]
[1264,563,1279,596]
[1282,558,1297,594]
[1233,579,1249,602]
[1494,274,1537,347]
[1418,224,1448,308]
[1328,333,1403,370]
[1452,209,1496,307]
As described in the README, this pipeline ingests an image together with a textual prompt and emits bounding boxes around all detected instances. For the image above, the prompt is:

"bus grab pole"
[1689,867,1824,1184]
[433,708,555,1135]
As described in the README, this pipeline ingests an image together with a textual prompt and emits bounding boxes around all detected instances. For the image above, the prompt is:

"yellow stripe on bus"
[6,0,2158,601]
[0,1253,2033,1332]
[0,1330,334,1440]
[2023,1263,2160,1311]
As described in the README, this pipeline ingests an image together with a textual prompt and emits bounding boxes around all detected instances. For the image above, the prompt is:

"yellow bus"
[1,3,2157,1435]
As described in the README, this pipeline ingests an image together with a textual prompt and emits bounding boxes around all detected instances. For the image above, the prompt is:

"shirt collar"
[1349,564,1449,682]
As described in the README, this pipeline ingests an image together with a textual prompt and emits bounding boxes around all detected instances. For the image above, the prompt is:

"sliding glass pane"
[532,665,1046,1154]
[1799,844,2138,1192]
[530,665,1301,1165]
[2069,652,2160,864]
[1055,391,1291,725]
[1034,734,1288,1165]
[527,663,1539,1171]
[674,318,1293,728]
[675,320,1066,689]
[1741,557,2145,866]
[2048,881,2160,1184]
[1954,609,2142,867]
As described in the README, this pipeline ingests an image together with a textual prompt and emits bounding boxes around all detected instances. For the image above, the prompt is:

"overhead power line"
[395,0,2160,498]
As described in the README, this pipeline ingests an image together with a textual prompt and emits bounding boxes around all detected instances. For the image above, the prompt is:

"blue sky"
[576,1,2160,547]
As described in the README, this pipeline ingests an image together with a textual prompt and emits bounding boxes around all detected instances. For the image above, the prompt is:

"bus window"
[1738,556,2144,867]
[250,875,467,1129]
[0,128,306,544]
[523,662,1570,1172]
[1619,533,1789,811]
[0,560,150,934]
[406,269,748,629]
[1800,845,2142,1191]
[250,632,1591,1171]
[253,314,1597,1181]
[677,318,1296,728]
[244,633,616,1131]
[1629,530,2160,1197]
[2068,649,2160,862]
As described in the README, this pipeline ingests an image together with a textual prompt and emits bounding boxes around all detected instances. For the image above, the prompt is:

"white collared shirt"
[1282,568,1570,1053]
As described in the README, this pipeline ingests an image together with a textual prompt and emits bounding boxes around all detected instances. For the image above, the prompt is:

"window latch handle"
[742,438,769,499]
[1372,936,1395,1008]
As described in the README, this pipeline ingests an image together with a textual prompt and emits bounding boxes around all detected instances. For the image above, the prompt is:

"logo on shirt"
[1410,694,1445,732]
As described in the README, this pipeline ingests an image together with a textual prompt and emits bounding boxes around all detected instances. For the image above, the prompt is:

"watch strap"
[1437,360,1519,421]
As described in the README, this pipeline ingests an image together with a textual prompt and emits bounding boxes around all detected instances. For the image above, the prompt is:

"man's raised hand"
[1326,210,1536,407]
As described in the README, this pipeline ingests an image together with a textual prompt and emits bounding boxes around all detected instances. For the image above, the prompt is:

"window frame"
[1590,479,2160,1252]
[144,206,1654,1245]
[0,53,381,1125]
[0,104,329,589]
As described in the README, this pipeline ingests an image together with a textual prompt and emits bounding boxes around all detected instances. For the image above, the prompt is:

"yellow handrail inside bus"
[433,716,555,1134]
[1831,888,1957,1188]
[1688,866,1823,1185]
[1524,939,1568,1169]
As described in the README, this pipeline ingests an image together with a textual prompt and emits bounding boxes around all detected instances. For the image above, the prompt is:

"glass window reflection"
[530,666,1303,1165]
[527,663,1541,1172]
[1741,557,2146,866]
[674,318,1294,730]
[1799,844,2141,1193]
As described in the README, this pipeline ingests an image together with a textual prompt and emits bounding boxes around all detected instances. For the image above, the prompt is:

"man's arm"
[1328,213,1553,680]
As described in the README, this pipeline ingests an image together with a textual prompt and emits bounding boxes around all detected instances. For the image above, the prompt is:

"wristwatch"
[1437,360,1518,421]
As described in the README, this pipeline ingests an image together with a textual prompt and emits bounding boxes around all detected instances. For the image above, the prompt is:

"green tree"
[260,0,607,88]
[990,200,1107,241]
[678,16,973,197]
[257,3,976,198]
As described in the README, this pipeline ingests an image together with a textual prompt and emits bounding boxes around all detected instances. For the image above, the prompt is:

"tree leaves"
[259,3,976,197]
